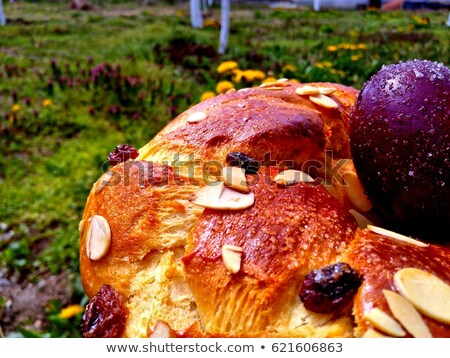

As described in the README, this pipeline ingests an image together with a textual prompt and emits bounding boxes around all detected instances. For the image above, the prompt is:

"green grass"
[0,1,448,337]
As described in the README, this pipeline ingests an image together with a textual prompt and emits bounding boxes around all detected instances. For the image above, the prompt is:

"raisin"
[226,152,260,174]
[80,285,128,338]
[108,144,139,166]
[299,262,363,314]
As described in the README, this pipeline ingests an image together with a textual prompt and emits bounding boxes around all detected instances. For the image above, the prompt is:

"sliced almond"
[216,187,255,210]
[317,87,336,95]
[222,244,243,273]
[367,225,429,247]
[277,78,289,82]
[274,169,314,186]
[363,308,406,337]
[361,328,391,338]
[260,80,288,88]
[189,181,224,206]
[295,85,320,96]
[187,111,207,123]
[86,215,111,261]
[382,289,432,338]
[189,182,254,210]
[342,171,373,212]
[263,86,284,91]
[78,219,86,233]
[309,94,339,109]
[393,268,450,325]
[349,209,373,229]
[149,321,176,338]
[94,171,114,194]
[221,166,249,193]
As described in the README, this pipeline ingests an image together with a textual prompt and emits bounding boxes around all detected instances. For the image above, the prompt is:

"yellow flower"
[252,70,266,80]
[241,70,266,82]
[357,43,366,50]
[217,61,238,74]
[339,43,358,51]
[200,91,216,102]
[331,69,346,77]
[243,70,255,82]
[11,104,20,112]
[204,19,220,28]
[412,16,429,25]
[232,69,244,83]
[288,78,300,83]
[282,64,297,72]
[216,80,234,94]
[326,45,338,52]
[315,61,332,69]
[351,54,363,61]
[58,305,83,319]
[42,98,53,107]
[262,77,277,84]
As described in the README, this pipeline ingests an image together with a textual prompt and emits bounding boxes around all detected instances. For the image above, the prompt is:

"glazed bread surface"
[182,169,357,337]
[138,82,358,180]
[79,81,450,338]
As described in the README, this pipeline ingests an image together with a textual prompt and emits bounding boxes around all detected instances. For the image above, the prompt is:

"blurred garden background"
[0,0,449,337]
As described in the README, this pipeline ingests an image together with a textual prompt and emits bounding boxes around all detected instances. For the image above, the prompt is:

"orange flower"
[11,104,20,112]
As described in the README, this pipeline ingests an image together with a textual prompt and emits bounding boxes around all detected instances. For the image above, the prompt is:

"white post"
[190,0,203,28]
[218,0,230,54]
[0,0,6,26]
[313,0,321,12]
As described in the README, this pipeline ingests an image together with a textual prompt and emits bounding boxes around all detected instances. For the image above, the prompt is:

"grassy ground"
[0,1,448,337]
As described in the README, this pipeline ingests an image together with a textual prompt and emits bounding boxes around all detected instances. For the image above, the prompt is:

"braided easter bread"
[79,81,450,338]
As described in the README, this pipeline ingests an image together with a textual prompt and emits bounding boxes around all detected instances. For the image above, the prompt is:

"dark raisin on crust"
[299,262,363,314]
[108,144,139,166]
[226,152,260,174]
[80,284,128,338]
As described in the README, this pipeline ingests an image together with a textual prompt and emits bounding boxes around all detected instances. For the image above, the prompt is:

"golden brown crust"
[345,229,450,337]
[138,82,358,180]
[182,169,357,336]
[80,80,450,338]
[80,161,203,298]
